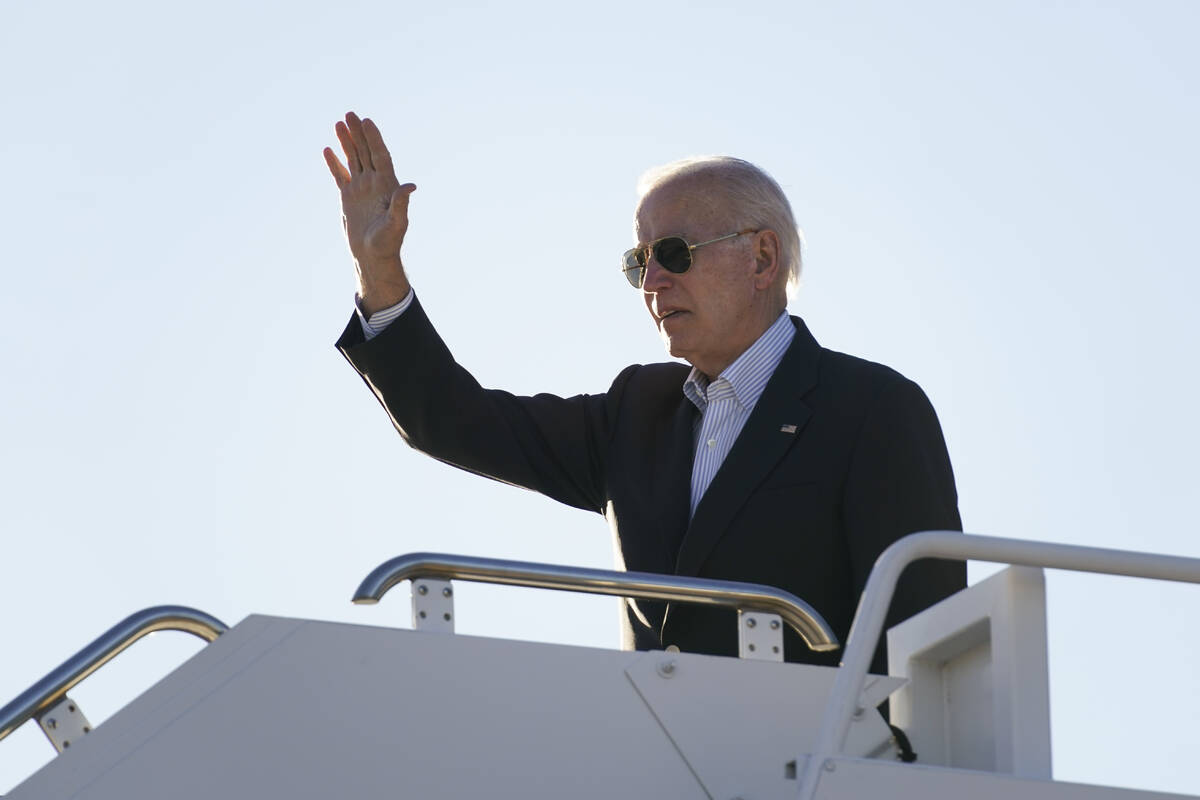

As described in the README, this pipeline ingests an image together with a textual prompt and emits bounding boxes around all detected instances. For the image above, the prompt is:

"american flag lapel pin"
[780,424,798,434]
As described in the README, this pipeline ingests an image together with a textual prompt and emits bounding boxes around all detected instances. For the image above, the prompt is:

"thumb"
[388,183,417,225]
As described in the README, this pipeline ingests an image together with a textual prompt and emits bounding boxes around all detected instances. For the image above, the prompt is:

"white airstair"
[2,532,1198,799]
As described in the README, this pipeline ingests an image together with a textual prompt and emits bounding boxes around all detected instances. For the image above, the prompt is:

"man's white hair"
[636,156,804,297]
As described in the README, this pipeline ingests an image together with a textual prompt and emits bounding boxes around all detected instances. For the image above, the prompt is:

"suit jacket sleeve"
[842,375,965,671]
[336,296,627,515]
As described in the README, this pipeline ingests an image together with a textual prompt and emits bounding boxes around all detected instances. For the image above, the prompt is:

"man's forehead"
[635,176,728,238]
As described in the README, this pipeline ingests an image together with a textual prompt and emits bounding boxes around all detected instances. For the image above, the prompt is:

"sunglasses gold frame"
[621,229,759,288]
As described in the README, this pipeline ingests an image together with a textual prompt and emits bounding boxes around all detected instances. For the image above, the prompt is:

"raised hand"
[323,112,417,315]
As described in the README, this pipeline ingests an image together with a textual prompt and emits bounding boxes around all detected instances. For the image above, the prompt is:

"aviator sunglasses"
[621,229,759,289]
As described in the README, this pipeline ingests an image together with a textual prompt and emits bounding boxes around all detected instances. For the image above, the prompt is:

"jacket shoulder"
[818,347,911,392]
[604,361,689,417]
[811,347,942,429]
[611,361,690,393]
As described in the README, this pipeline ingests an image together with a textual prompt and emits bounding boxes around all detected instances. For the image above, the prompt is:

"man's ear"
[752,229,782,291]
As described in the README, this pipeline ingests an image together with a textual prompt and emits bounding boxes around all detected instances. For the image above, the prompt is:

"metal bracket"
[34,695,92,752]
[411,579,455,632]
[738,610,784,661]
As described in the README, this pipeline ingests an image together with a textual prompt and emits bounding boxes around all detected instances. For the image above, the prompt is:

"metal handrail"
[797,531,1200,799]
[352,552,839,652]
[0,605,228,744]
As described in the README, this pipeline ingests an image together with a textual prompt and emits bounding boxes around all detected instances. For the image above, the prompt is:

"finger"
[361,118,395,176]
[345,112,374,171]
[335,120,362,174]
[322,147,351,189]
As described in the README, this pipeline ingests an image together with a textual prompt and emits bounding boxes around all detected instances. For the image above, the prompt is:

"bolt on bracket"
[34,695,92,753]
[411,579,455,633]
[737,610,784,661]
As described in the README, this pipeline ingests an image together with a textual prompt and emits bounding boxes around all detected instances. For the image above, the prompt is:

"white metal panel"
[811,756,1193,800]
[887,566,1051,777]
[11,616,706,800]
[9,614,304,799]
[943,636,994,771]
[625,652,903,800]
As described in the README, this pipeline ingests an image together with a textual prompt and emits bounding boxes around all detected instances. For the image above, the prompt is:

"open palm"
[323,112,416,313]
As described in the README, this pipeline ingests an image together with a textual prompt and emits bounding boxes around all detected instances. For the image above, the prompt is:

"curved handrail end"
[0,605,228,746]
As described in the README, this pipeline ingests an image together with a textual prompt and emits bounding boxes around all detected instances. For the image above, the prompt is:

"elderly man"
[328,112,964,673]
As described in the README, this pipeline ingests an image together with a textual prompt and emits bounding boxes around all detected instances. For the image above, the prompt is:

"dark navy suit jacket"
[337,297,965,674]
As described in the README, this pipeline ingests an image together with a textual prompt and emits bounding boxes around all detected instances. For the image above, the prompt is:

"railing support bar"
[353,552,839,654]
[798,531,1200,799]
[0,605,228,745]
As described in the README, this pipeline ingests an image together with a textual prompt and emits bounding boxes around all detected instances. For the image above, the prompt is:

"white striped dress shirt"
[357,289,414,340]
[683,311,795,517]
[357,294,795,520]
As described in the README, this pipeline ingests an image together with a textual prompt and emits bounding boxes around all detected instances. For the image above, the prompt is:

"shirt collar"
[683,311,795,413]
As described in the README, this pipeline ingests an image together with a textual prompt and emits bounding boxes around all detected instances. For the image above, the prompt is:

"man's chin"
[659,334,690,363]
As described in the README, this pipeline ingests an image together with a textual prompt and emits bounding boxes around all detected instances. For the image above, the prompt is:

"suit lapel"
[672,316,822,579]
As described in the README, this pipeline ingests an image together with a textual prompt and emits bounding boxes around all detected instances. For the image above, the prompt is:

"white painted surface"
[624,651,902,799]
[812,757,1194,800]
[9,617,701,799]
[737,610,786,661]
[9,607,1197,800]
[7,616,895,800]
[887,566,1052,777]
[410,578,455,632]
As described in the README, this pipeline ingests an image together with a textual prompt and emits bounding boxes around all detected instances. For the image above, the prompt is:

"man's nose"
[641,257,673,292]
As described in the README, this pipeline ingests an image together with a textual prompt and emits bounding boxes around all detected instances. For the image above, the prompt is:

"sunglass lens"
[622,248,647,288]
[653,237,691,273]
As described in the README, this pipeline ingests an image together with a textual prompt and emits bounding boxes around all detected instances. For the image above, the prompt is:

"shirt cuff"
[355,289,415,341]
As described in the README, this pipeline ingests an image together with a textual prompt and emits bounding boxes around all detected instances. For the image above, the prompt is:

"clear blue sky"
[2,1,1198,793]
